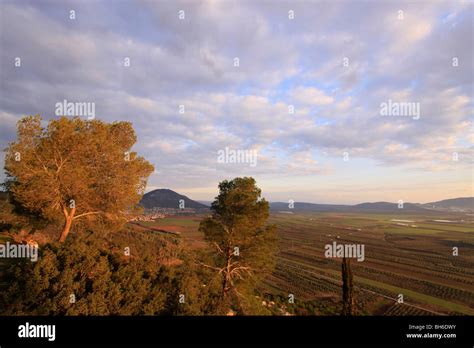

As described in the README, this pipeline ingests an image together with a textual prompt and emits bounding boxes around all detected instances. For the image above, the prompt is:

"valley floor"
[137,211,474,315]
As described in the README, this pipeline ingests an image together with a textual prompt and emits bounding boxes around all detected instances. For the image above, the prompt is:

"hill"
[423,197,474,212]
[140,190,473,213]
[269,202,350,212]
[269,199,473,213]
[140,189,209,209]
[351,201,428,213]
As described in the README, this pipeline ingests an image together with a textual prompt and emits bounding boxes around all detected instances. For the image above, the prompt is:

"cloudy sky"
[0,0,472,204]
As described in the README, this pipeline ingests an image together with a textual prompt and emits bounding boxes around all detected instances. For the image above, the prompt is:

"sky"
[0,0,472,204]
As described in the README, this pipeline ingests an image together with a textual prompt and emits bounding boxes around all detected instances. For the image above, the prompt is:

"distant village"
[130,207,206,221]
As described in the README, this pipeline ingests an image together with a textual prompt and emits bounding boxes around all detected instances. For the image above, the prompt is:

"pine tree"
[4,115,154,242]
[341,256,354,315]
[198,177,277,314]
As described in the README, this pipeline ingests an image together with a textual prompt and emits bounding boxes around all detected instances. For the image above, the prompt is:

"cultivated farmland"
[134,211,474,315]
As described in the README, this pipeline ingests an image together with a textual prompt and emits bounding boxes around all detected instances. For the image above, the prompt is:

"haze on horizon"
[0,0,472,205]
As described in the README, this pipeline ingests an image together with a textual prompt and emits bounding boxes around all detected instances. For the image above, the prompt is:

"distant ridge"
[140,189,209,209]
[269,202,349,212]
[352,201,427,212]
[269,197,473,213]
[423,197,474,210]
[139,189,473,213]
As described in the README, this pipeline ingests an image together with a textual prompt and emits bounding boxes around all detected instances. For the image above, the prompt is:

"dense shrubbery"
[1,230,160,315]
[0,226,223,315]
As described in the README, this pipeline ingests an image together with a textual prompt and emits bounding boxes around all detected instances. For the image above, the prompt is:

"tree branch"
[61,204,69,219]
[193,258,222,272]
[73,211,102,220]
[213,242,225,255]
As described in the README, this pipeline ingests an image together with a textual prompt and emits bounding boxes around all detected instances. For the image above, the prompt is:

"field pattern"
[264,212,474,315]
[146,211,474,315]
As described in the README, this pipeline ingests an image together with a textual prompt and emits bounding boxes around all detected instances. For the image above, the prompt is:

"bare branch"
[61,205,69,219]
[213,242,225,255]
[73,211,102,220]
[193,258,222,272]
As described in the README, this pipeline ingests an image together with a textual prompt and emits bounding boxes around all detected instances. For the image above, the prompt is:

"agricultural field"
[138,211,474,316]
[133,215,207,248]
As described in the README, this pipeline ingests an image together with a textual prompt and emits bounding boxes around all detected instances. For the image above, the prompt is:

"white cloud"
[289,87,334,106]
[0,0,472,201]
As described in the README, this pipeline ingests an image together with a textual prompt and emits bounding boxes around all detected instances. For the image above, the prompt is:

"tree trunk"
[222,247,232,297]
[59,208,76,243]
[341,257,354,315]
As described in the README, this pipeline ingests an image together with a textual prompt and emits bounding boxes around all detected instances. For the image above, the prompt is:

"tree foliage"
[4,115,154,242]
[0,228,179,315]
